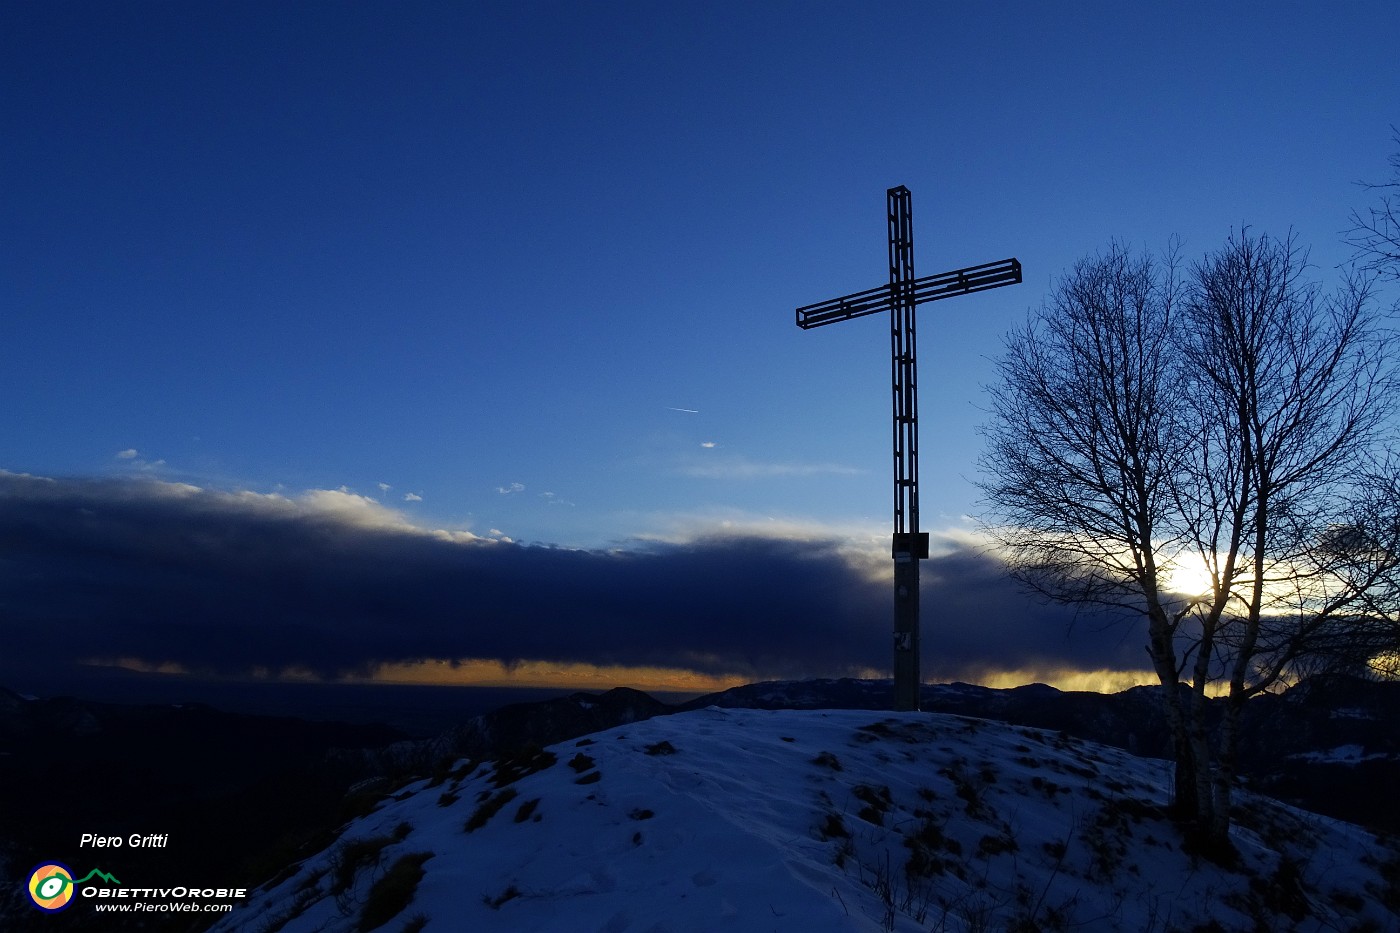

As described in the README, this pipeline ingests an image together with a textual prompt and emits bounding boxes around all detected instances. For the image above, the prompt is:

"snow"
[212,708,1400,933]
[1287,744,1395,765]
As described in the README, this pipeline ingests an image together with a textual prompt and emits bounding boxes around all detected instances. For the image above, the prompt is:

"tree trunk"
[1186,680,1215,831]
[1169,716,1200,822]
[1209,696,1245,843]
[1145,604,1199,822]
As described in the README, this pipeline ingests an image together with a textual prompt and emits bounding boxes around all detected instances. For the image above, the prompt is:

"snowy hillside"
[214,708,1400,933]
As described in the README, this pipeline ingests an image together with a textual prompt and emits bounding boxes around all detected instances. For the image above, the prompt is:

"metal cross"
[795,186,1022,711]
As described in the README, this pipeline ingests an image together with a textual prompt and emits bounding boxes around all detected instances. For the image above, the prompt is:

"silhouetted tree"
[980,233,1399,844]
[979,243,1203,821]
[1177,231,1398,840]
[1347,127,1400,283]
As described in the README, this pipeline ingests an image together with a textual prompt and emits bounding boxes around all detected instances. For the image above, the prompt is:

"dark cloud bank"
[0,473,1144,687]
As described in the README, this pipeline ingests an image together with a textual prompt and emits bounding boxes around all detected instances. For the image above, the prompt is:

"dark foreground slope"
[2,675,1396,931]
[213,707,1400,933]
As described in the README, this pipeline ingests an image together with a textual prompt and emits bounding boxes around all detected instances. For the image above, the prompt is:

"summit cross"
[795,186,1022,711]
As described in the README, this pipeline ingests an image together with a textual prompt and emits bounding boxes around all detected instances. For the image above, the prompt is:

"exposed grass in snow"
[358,852,432,932]
[213,707,1400,933]
[330,836,395,897]
[464,787,517,833]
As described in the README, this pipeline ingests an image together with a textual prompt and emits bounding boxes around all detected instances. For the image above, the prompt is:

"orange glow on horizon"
[81,656,750,694]
[966,667,1161,694]
[82,657,1203,696]
[359,659,750,694]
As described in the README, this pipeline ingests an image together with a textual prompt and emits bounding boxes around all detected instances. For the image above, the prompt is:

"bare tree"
[980,232,1399,845]
[1346,127,1400,283]
[1177,230,1398,840]
[979,243,1203,820]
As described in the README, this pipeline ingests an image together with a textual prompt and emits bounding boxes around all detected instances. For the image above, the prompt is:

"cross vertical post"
[795,186,1022,711]
[888,187,921,712]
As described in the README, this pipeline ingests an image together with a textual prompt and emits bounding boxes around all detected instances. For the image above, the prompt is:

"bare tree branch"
[1345,127,1400,283]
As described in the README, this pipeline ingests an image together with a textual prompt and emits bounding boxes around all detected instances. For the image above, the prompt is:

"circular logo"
[27,863,76,912]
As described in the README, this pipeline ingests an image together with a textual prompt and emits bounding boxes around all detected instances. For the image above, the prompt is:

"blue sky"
[5,1,1396,549]
[2,2,1399,693]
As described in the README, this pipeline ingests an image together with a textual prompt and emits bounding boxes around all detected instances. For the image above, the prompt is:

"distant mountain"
[210,706,1400,933]
[333,687,676,781]
[1231,676,1400,833]
[434,686,672,761]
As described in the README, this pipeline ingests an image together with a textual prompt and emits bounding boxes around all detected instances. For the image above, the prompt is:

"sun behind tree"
[979,232,1400,845]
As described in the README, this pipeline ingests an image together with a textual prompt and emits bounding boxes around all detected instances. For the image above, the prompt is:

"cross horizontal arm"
[795,257,1022,329]
[794,281,893,329]
[911,257,1021,306]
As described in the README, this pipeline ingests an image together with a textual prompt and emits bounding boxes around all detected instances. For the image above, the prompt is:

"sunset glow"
[84,654,1198,697]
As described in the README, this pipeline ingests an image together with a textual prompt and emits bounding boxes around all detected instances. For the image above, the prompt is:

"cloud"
[403,492,423,502]
[496,482,526,495]
[297,487,416,529]
[0,472,1147,690]
[113,449,166,472]
[700,442,717,449]
[378,483,392,493]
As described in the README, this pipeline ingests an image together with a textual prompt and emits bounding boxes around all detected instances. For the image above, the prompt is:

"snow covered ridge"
[214,709,1400,933]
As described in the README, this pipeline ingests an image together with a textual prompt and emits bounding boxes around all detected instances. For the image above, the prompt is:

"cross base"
[891,532,930,560]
